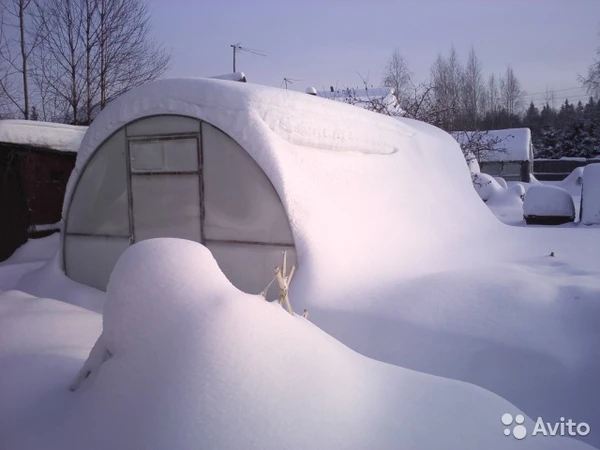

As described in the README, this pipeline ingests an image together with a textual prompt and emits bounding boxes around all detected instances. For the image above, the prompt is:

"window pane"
[131,174,201,242]
[206,241,296,300]
[202,123,294,244]
[129,138,199,173]
[501,163,522,176]
[64,235,129,291]
[126,115,199,137]
[65,129,129,235]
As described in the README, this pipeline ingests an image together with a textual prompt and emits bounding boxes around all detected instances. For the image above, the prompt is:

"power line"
[523,86,586,98]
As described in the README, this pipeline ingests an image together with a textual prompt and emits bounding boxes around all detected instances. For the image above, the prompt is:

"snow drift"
[5,78,599,448]
[1,239,593,450]
[581,163,600,225]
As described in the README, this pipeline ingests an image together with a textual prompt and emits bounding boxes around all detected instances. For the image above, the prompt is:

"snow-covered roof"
[0,119,87,153]
[64,77,495,292]
[454,128,532,162]
[316,86,403,115]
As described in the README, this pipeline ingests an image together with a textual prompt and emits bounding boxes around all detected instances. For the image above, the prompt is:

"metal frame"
[197,121,206,244]
[205,238,295,248]
[126,132,202,244]
[67,232,130,239]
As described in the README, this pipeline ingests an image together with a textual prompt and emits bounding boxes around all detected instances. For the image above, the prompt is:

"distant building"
[0,120,87,260]
[454,128,534,182]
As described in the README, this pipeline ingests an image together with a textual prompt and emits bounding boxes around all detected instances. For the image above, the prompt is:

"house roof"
[0,120,87,153]
[453,128,532,162]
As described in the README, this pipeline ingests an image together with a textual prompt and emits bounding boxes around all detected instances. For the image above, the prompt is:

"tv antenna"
[280,77,301,90]
[230,43,266,72]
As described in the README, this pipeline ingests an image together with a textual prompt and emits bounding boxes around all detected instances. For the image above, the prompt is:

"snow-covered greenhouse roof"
[0,119,87,153]
[64,77,491,298]
[453,127,532,162]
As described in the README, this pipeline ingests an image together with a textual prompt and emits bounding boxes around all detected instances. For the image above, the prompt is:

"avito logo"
[502,413,591,440]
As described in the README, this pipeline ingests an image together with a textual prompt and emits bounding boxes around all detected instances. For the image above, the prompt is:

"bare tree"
[460,47,485,128]
[96,0,171,112]
[499,66,523,116]
[487,73,500,114]
[453,129,510,165]
[0,0,40,119]
[32,0,86,123]
[543,86,556,109]
[579,45,600,99]
[30,0,171,124]
[382,48,412,109]
[430,45,463,130]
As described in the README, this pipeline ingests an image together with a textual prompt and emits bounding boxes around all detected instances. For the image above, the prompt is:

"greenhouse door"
[128,136,202,243]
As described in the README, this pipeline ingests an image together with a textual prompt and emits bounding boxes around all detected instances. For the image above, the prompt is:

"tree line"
[0,0,170,125]
[377,45,600,159]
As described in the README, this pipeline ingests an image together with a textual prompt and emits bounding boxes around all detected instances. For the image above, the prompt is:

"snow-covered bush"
[581,163,600,225]
[561,167,584,188]
[471,172,504,202]
[493,176,508,189]
[523,185,575,225]
[466,152,480,173]
[509,183,526,201]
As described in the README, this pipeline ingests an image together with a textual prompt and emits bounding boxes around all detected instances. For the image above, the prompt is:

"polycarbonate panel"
[131,174,201,242]
[64,235,129,291]
[202,123,294,244]
[206,241,296,301]
[126,115,200,137]
[129,138,199,173]
[66,129,129,235]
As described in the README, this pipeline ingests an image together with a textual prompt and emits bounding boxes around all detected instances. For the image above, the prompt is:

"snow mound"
[523,185,575,218]
[494,176,508,189]
[510,183,526,200]
[581,163,600,225]
[468,156,480,173]
[472,172,505,201]
[0,119,87,152]
[10,238,587,450]
[561,167,585,189]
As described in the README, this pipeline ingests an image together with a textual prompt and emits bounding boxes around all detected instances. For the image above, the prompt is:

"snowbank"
[2,239,592,450]
[560,167,585,193]
[581,164,600,225]
[0,119,87,153]
[523,185,575,219]
[494,176,508,189]
[472,172,505,201]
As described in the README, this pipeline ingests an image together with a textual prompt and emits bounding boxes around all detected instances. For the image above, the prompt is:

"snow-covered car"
[523,184,575,225]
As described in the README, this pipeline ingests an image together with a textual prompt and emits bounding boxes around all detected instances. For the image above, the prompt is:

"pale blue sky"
[149,0,599,104]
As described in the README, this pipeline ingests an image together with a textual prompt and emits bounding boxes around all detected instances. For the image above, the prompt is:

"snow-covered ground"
[0,239,595,450]
[483,168,586,227]
[0,79,599,449]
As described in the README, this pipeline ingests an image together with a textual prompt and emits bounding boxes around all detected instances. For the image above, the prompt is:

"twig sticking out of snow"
[69,334,112,392]
[275,250,295,314]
